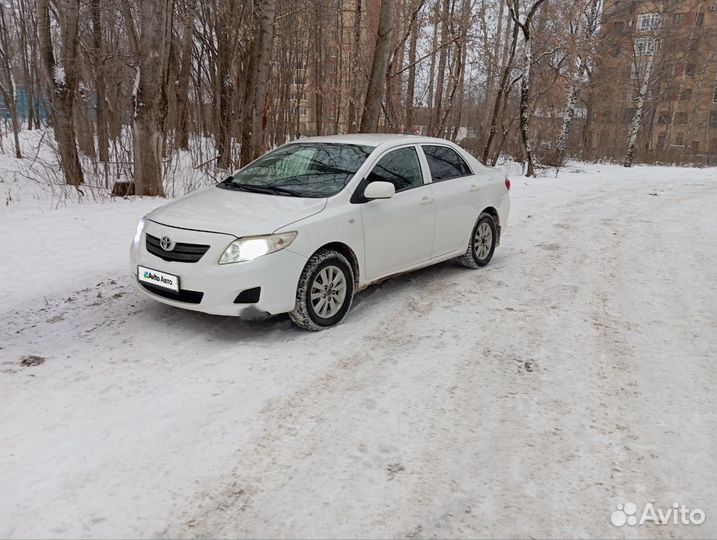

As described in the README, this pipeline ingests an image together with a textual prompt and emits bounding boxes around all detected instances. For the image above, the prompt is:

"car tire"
[289,249,355,331]
[458,213,497,269]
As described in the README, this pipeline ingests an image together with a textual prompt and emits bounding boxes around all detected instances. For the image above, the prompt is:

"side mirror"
[364,181,395,200]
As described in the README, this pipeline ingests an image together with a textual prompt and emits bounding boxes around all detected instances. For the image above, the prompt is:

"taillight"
[505,178,511,191]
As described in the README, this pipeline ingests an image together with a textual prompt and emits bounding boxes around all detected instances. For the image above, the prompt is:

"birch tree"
[624,7,663,168]
[624,44,656,167]
[553,0,602,168]
[510,0,546,177]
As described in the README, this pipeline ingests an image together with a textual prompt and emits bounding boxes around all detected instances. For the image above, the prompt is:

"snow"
[53,66,66,87]
[1,137,716,538]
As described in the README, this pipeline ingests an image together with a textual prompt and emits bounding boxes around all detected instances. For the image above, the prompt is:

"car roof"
[286,133,459,148]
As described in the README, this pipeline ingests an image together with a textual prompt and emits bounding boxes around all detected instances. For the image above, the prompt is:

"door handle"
[470,184,480,192]
[419,196,433,206]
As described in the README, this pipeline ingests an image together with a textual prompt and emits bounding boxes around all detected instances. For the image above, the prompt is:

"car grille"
[140,282,204,304]
[146,234,210,263]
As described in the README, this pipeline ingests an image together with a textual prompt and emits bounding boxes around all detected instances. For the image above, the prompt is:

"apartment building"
[591,0,716,164]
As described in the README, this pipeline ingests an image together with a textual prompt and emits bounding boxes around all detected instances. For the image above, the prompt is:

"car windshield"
[218,143,375,198]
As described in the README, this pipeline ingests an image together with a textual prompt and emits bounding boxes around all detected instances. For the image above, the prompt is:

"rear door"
[359,145,435,280]
[420,144,482,257]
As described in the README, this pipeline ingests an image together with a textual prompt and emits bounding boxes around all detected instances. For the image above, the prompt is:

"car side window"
[366,147,424,192]
[422,145,472,182]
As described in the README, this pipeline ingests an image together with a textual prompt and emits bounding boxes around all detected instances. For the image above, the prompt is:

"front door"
[360,146,435,280]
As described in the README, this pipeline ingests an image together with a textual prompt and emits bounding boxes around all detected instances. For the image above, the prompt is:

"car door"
[359,145,435,280]
[420,144,482,258]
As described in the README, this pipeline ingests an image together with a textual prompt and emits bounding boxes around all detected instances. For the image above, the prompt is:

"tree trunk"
[0,3,21,158]
[518,36,535,177]
[360,0,394,133]
[431,0,450,136]
[624,52,655,168]
[216,1,236,169]
[240,0,276,165]
[481,17,519,164]
[123,0,174,196]
[554,69,581,167]
[511,0,545,177]
[37,0,84,185]
[90,0,109,163]
[175,0,195,151]
[404,0,419,132]
[250,0,275,157]
[347,0,362,132]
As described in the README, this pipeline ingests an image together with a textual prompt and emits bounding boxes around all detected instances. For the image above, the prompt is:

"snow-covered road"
[1,164,716,538]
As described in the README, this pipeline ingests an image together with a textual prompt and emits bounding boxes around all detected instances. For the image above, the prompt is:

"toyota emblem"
[160,236,174,251]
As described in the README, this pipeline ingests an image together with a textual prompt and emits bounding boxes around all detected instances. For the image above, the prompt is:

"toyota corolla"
[130,134,511,330]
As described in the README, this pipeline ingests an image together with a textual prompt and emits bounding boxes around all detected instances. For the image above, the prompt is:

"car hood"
[146,186,327,237]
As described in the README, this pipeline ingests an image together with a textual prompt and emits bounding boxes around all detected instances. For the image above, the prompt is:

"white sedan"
[130,134,511,330]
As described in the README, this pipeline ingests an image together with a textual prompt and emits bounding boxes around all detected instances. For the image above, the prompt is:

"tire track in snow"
[166,178,717,539]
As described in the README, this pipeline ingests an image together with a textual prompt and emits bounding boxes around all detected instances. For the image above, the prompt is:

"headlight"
[133,218,146,246]
[219,231,297,264]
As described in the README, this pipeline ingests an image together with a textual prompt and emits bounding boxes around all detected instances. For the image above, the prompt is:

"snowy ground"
[1,150,716,538]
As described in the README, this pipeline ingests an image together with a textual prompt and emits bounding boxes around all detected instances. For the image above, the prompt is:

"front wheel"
[289,249,355,331]
[458,213,497,268]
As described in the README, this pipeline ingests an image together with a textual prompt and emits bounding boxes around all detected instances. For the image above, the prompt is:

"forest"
[0,0,714,196]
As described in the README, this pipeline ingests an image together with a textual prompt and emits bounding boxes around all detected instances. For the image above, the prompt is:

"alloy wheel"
[310,265,347,319]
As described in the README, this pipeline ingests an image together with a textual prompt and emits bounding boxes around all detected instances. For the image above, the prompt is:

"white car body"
[130,134,510,321]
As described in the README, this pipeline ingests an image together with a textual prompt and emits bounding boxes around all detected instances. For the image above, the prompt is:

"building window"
[657,112,669,124]
[710,110,717,128]
[685,64,696,77]
[713,87,717,103]
[680,88,692,101]
[695,12,704,26]
[673,13,684,25]
[675,112,688,125]
[675,134,683,146]
[634,37,657,56]
[692,140,700,153]
[637,13,661,31]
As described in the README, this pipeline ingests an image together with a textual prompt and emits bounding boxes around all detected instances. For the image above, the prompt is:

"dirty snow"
[1,146,716,539]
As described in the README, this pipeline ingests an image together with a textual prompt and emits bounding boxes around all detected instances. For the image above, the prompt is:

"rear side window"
[422,145,472,182]
[367,147,424,192]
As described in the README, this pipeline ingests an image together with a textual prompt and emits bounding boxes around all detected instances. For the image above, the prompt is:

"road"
[1,163,715,538]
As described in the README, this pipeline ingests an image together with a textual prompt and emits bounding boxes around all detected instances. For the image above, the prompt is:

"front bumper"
[130,220,307,317]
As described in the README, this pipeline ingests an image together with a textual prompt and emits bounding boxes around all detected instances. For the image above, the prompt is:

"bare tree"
[90,0,109,164]
[37,0,84,185]
[360,0,394,133]
[0,1,21,158]
[510,0,546,177]
[481,4,519,164]
[240,0,276,165]
[553,0,602,168]
[122,0,175,196]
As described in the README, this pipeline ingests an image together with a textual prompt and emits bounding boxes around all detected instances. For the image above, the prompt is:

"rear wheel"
[458,213,497,268]
[289,249,355,331]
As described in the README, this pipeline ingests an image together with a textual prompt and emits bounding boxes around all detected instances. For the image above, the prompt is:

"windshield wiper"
[233,183,301,197]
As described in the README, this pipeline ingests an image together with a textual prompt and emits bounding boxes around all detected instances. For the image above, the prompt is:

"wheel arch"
[480,206,501,244]
[313,242,360,286]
